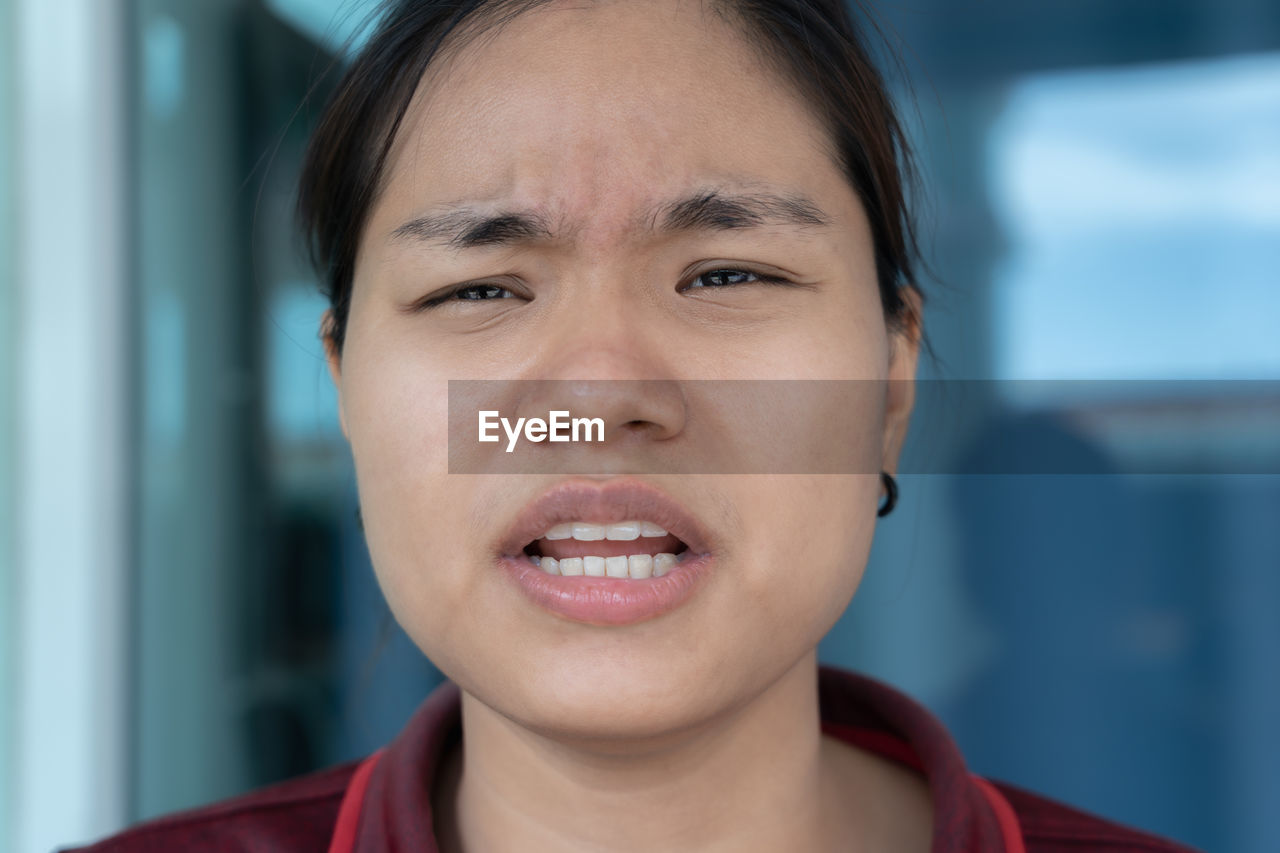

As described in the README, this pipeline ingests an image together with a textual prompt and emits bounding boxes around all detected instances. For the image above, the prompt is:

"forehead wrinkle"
[377,1,845,255]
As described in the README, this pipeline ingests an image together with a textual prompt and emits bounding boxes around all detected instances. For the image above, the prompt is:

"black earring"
[877,471,898,518]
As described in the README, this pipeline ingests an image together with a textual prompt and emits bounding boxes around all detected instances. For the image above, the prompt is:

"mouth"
[521,520,690,579]
[500,478,713,567]
[497,479,717,625]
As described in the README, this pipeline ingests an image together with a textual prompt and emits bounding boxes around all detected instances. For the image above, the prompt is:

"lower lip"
[499,553,714,626]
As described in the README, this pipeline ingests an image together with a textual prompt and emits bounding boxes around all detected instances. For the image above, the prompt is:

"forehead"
[368,0,857,246]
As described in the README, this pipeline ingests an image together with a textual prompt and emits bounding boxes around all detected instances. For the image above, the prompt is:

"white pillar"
[13,0,132,849]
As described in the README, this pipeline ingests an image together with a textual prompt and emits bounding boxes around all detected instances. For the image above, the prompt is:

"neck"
[433,654,900,853]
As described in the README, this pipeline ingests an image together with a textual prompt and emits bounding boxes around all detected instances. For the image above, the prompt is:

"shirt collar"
[353,665,1007,852]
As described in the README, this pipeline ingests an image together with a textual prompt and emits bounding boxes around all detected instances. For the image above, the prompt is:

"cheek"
[338,327,475,642]
[734,475,879,644]
[342,347,451,529]
[731,286,888,382]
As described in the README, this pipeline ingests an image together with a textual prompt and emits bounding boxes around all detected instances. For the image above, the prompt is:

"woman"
[74,0,1200,850]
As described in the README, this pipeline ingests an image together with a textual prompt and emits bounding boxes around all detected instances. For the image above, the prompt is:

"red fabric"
[65,666,1202,852]
[820,722,1027,853]
[820,721,926,771]
[328,750,383,853]
[973,777,1027,853]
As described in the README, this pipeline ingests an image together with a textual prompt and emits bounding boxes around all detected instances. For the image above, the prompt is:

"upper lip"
[498,478,716,557]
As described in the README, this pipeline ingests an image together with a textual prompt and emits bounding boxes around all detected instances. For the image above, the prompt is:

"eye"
[450,283,516,301]
[681,267,789,291]
[415,282,520,310]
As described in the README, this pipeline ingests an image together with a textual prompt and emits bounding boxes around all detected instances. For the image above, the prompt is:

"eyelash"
[420,283,517,308]
[681,268,790,290]
[415,266,790,310]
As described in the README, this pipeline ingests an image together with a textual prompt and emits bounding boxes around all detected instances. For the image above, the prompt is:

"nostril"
[618,419,663,437]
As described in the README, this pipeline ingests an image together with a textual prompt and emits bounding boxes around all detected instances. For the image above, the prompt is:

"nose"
[515,377,687,447]
[449,277,690,474]
[518,273,687,445]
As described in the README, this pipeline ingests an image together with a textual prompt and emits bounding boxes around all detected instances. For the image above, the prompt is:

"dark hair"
[298,0,922,354]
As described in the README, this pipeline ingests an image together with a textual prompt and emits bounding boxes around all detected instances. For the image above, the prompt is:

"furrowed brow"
[391,209,554,249]
[390,188,829,250]
[657,190,830,233]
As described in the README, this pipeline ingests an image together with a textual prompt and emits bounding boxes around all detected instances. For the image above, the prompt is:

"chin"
[487,647,740,743]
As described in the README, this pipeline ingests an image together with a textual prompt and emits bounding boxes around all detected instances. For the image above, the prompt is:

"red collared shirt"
[67,666,1201,852]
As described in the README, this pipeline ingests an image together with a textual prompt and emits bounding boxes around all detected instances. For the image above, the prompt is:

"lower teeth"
[532,552,683,579]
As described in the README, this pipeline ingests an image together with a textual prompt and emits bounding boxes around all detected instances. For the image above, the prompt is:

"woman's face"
[330,0,917,739]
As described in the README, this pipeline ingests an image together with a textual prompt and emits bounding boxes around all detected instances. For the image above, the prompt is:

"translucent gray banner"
[447,380,1280,474]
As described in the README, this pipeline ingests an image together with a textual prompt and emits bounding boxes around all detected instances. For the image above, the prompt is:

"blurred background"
[1,0,1278,851]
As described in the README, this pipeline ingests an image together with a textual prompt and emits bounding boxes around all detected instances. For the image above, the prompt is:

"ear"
[881,286,922,475]
[321,310,349,440]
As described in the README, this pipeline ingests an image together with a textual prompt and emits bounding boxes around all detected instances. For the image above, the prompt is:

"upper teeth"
[542,521,668,541]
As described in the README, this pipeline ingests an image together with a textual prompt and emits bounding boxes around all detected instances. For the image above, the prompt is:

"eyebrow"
[390,210,554,249]
[656,190,829,232]
[389,188,831,250]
